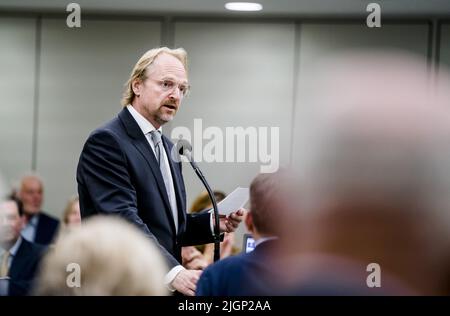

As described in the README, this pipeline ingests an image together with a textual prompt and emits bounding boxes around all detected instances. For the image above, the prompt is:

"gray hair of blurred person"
[35,216,169,295]
[18,173,43,190]
[289,51,450,294]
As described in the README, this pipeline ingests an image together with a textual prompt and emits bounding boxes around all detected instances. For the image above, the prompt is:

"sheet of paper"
[216,187,249,215]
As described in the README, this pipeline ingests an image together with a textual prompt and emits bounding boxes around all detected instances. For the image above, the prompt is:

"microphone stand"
[183,153,221,263]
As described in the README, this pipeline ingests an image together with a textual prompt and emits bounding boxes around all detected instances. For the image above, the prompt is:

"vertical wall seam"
[427,19,441,89]
[161,16,176,135]
[161,15,175,47]
[289,21,301,166]
[434,19,442,78]
[32,15,42,171]
[427,19,434,72]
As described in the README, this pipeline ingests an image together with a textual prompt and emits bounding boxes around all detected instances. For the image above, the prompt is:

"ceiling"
[0,0,450,18]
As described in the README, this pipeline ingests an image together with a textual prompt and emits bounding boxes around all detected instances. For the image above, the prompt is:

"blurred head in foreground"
[246,170,289,240]
[35,216,168,295]
[282,51,450,295]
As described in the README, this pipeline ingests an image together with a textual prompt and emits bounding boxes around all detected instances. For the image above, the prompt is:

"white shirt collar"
[29,214,39,226]
[255,236,278,248]
[127,105,162,136]
[9,236,22,257]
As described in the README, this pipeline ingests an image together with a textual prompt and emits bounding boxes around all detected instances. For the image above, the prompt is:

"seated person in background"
[196,172,285,296]
[35,216,169,295]
[18,174,59,245]
[54,196,81,241]
[181,245,208,271]
[62,196,81,229]
[0,199,46,296]
[181,191,239,270]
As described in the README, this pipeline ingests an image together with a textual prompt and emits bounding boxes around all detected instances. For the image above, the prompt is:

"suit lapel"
[9,239,30,279]
[118,108,176,233]
[34,213,48,244]
[162,136,186,231]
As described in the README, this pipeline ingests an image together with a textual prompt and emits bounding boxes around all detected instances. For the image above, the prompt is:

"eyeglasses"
[154,78,190,98]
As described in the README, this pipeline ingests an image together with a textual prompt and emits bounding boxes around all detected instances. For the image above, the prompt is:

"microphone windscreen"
[176,138,192,156]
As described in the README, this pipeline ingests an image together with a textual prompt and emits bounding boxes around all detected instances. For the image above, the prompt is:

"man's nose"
[169,87,182,101]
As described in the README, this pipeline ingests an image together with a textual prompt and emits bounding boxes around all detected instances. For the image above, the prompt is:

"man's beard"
[156,110,175,125]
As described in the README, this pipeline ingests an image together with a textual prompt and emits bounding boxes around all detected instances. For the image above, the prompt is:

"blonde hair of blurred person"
[121,47,187,106]
[62,196,81,228]
[181,191,239,269]
[35,216,168,295]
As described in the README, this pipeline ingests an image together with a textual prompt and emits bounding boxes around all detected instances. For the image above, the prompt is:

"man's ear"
[132,79,141,96]
[245,210,254,234]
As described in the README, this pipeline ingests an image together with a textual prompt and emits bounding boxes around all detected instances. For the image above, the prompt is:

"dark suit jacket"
[8,238,46,296]
[34,212,59,246]
[77,108,215,268]
[196,239,279,296]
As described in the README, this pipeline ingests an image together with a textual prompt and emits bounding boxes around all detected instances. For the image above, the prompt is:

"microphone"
[175,139,198,169]
[176,139,221,263]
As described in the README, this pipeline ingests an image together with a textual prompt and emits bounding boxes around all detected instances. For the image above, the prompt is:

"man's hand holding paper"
[214,187,249,233]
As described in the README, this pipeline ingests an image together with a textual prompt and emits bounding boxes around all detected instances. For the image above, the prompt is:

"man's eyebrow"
[160,76,189,85]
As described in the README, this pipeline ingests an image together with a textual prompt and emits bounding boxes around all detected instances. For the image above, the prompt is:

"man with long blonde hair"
[77,47,244,296]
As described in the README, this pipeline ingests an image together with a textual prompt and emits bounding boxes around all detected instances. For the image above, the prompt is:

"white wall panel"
[37,19,161,216]
[0,17,36,192]
[439,24,450,77]
[292,23,430,164]
[174,22,296,246]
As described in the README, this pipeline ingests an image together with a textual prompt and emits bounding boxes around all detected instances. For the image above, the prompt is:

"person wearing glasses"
[76,47,244,296]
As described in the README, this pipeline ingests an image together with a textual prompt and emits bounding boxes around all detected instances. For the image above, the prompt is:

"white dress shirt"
[127,105,179,230]
[254,236,278,248]
[21,215,39,243]
[127,105,183,290]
